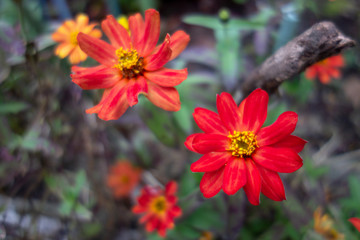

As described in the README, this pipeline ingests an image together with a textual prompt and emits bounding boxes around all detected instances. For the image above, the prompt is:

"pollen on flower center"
[70,31,79,45]
[150,196,167,214]
[114,47,144,78]
[120,175,129,184]
[227,131,258,158]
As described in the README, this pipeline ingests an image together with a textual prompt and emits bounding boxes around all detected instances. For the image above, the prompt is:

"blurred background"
[1,0,360,239]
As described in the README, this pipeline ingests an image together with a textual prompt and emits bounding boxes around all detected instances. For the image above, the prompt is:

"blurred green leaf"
[83,222,102,238]
[340,175,360,216]
[282,75,315,104]
[0,101,29,114]
[178,165,197,198]
[186,202,224,230]
[263,102,287,127]
[183,15,222,30]
[174,103,192,134]
[139,98,177,147]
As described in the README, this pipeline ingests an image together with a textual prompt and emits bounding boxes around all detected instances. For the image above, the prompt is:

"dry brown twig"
[242,21,356,95]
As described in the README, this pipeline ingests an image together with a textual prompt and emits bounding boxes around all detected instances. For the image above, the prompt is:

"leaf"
[139,97,177,147]
[173,103,192,134]
[182,15,222,30]
[0,101,29,114]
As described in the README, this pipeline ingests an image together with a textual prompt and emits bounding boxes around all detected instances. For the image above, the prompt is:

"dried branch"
[242,21,356,95]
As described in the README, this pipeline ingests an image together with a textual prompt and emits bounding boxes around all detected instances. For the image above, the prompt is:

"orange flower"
[71,9,190,120]
[199,231,213,240]
[132,181,182,237]
[305,55,344,84]
[313,207,344,240]
[349,217,360,232]
[52,13,102,64]
[107,160,142,197]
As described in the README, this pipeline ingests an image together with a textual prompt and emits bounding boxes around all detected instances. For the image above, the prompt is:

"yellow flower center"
[227,131,258,158]
[114,48,144,78]
[70,31,79,45]
[120,175,129,184]
[150,196,167,215]
[318,58,329,66]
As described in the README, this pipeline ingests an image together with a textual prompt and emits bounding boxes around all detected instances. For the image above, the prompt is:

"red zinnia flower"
[132,181,182,237]
[185,89,307,205]
[106,160,142,198]
[305,55,344,84]
[349,218,360,232]
[71,9,190,120]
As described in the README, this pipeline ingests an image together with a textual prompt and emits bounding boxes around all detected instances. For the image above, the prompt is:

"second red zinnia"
[185,89,307,205]
[132,181,182,237]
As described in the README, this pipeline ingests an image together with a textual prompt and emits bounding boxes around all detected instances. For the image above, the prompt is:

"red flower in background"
[71,9,190,120]
[349,218,360,232]
[305,55,344,84]
[132,181,182,237]
[185,89,307,205]
[106,160,142,198]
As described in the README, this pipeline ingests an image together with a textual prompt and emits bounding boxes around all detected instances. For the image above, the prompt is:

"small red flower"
[71,9,190,120]
[107,160,142,198]
[132,181,182,237]
[349,218,360,232]
[305,55,344,84]
[185,89,307,205]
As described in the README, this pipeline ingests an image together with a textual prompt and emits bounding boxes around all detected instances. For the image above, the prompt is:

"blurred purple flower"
[0,22,25,56]
[0,147,15,162]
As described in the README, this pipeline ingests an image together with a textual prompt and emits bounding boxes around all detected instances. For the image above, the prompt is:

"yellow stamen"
[150,196,167,215]
[227,131,258,158]
[70,31,79,45]
[120,175,129,184]
[114,47,144,78]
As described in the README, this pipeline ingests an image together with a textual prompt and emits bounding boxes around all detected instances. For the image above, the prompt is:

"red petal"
[184,133,202,153]
[349,218,360,232]
[132,205,146,213]
[146,217,159,232]
[216,92,242,131]
[72,65,105,74]
[305,67,317,80]
[85,89,111,114]
[165,181,177,196]
[144,34,172,71]
[190,152,231,172]
[71,65,119,90]
[101,15,131,49]
[252,147,303,173]
[146,81,180,111]
[140,9,160,57]
[328,55,344,67]
[257,111,298,147]
[77,32,116,67]
[169,30,190,61]
[239,88,268,133]
[193,107,228,135]
[129,13,145,51]
[243,160,261,205]
[144,68,187,87]
[96,81,130,120]
[223,158,247,195]
[271,135,307,153]
[200,167,225,198]
[126,76,148,107]
[257,166,286,201]
[192,134,229,154]
[170,205,182,217]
